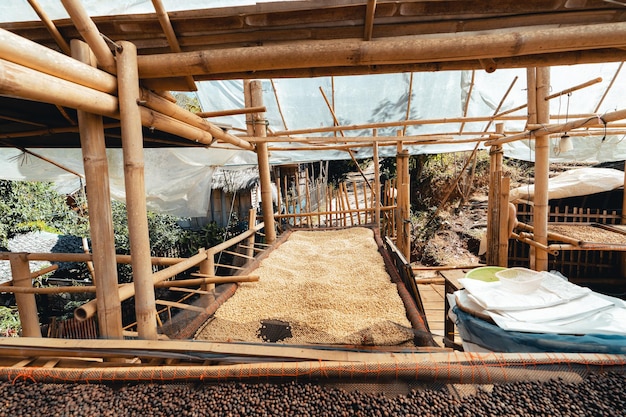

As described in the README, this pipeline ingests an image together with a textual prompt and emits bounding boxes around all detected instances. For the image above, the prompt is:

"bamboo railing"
[0,219,267,338]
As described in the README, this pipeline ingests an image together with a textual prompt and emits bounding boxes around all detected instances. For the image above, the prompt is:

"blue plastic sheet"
[454,306,626,354]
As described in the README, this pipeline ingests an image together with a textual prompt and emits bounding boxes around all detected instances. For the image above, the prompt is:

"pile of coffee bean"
[0,371,623,416]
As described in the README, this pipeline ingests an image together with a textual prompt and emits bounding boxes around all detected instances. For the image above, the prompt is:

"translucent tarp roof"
[0,1,275,23]
[2,2,626,216]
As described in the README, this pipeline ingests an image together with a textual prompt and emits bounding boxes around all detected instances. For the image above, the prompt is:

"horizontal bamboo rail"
[0,252,185,265]
[74,222,266,321]
[196,106,266,118]
[0,27,117,94]
[136,22,626,79]
[157,275,259,287]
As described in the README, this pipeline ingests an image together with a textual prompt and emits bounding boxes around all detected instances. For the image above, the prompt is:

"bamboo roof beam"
[136,23,626,79]
[363,0,377,41]
[150,0,196,91]
[0,56,252,150]
[0,27,117,94]
[544,77,603,101]
[61,0,117,74]
[486,107,626,146]
[26,0,71,55]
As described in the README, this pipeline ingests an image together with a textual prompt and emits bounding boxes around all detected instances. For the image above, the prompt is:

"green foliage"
[179,222,226,256]
[0,180,88,248]
[173,92,202,113]
[0,306,20,337]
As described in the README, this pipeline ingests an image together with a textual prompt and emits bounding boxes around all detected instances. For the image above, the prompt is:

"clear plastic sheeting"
[0,0,281,23]
[0,147,246,217]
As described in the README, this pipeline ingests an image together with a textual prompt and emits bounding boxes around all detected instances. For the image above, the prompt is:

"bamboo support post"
[305,167,313,225]
[248,80,276,243]
[498,176,511,267]
[2,284,97,294]
[373,139,381,228]
[396,143,411,260]
[198,253,216,307]
[117,41,157,340]
[246,208,257,259]
[352,181,361,225]
[61,0,117,74]
[486,125,504,266]
[72,39,123,340]
[362,181,369,224]
[534,67,551,272]
[9,253,41,337]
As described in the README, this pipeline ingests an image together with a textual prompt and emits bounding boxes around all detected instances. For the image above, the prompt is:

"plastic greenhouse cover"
[2,3,626,215]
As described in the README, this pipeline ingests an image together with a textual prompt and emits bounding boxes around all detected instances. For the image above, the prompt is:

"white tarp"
[508,167,624,202]
[2,3,626,215]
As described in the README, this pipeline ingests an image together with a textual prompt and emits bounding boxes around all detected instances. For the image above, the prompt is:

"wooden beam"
[136,23,626,79]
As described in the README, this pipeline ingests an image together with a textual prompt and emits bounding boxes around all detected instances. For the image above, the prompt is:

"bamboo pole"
[399,148,411,261]
[9,253,41,337]
[373,137,381,229]
[150,0,196,91]
[544,77,603,101]
[26,0,71,55]
[363,0,377,41]
[75,249,211,321]
[180,275,259,286]
[138,88,253,150]
[198,251,215,306]
[196,106,266,118]
[0,59,219,149]
[61,0,117,74]
[305,167,313,225]
[362,180,369,224]
[136,22,626,79]
[247,81,276,243]
[0,28,117,94]
[498,176,511,267]
[117,41,157,340]
[72,39,123,340]
[534,67,551,272]
[246,208,257,259]
[353,181,361,225]
[1,284,97,295]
